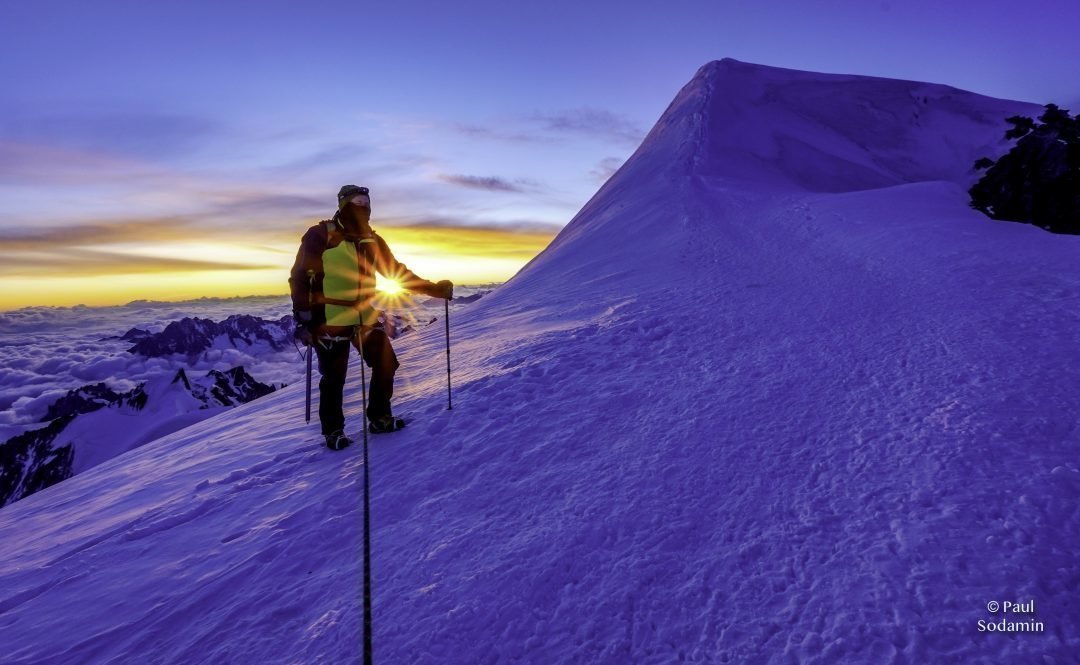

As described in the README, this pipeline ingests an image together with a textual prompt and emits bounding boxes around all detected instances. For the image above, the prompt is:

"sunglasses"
[348,193,371,207]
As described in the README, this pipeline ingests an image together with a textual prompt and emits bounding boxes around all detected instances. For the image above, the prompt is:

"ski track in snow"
[2,60,1080,664]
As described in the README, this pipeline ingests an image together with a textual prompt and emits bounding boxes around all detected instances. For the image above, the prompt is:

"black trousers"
[314,327,400,434]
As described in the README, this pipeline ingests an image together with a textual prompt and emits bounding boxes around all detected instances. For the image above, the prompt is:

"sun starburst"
[376,275,404,295]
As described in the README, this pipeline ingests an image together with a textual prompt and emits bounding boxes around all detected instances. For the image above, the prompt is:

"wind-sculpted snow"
[1,62,1078,663]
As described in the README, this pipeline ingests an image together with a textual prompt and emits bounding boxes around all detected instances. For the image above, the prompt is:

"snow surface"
[2,59,1079,663]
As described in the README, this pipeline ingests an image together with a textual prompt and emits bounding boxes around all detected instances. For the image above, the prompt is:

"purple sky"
[1,0,1077,306]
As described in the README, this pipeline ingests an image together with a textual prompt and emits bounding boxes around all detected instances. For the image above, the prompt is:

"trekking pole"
[305,270,315,423]
[356,326,373,665]
[444,298,452,410]
[305,346,313,423]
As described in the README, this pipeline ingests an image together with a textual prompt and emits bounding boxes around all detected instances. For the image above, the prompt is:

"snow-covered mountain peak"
[641,58,1042,192]
[478,60,1046,319]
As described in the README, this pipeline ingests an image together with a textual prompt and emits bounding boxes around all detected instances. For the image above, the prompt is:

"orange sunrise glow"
[0,224,555,310]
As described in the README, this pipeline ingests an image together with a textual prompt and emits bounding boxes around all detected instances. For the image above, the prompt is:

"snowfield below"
[2,59,1078,664]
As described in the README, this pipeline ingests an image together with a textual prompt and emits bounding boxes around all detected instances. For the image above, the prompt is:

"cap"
[337,185,370,210]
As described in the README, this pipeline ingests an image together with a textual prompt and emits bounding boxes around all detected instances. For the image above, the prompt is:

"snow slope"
[2,59,1079,664]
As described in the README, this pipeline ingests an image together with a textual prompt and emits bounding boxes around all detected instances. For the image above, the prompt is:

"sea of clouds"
[0,287,495,441]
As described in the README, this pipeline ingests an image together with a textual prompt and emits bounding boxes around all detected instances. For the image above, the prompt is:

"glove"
[433,280,454,300]
[293,310,314,345]
[294,324,313,346]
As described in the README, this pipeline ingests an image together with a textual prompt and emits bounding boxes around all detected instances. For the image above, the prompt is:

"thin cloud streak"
[0,247,277,277]
[380,215,563,235]
[532,108,645,145]
[0,209,563,254]
[437,174,534,193]
[206,193,328,218]
[0,218,200,251]
[453,123,547,143]
[451,110,643,147]
[258,143,371,176]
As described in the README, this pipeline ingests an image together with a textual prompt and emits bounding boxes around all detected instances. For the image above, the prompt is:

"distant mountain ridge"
[126,314,294,356]
[125,309,436,358]
[41,382,145,422]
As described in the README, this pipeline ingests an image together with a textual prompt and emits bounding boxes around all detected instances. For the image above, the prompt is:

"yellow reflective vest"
[288,218,431,331]
[321,233,378,327]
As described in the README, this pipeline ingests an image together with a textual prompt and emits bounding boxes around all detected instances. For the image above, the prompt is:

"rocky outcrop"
[0,415,75,509]
[41,383,145,422]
